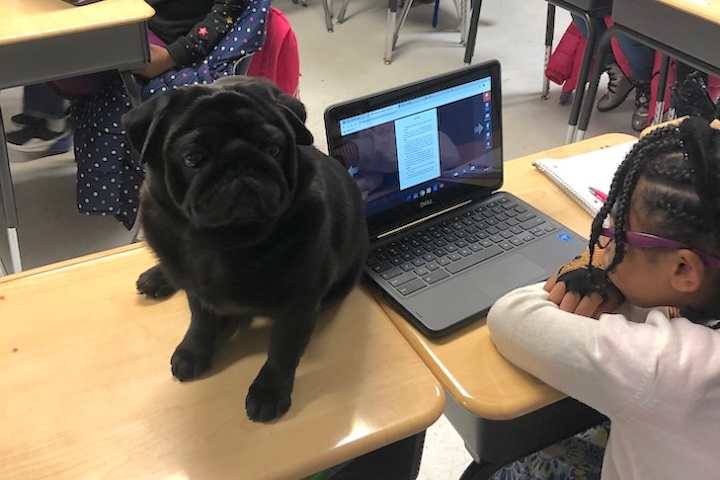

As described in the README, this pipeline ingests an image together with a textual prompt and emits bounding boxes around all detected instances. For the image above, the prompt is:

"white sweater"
[487,284,720,480]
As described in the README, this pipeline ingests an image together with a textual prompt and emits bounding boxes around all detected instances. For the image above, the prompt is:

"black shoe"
[10,113,44,128]
[6,123,72,158]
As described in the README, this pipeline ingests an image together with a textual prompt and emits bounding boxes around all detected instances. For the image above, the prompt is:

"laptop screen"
[325,62,502,235]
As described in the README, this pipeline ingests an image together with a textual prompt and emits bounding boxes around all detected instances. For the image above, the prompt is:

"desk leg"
[541,3,556,99]
[575,27,615,142]
[0,105,22,273]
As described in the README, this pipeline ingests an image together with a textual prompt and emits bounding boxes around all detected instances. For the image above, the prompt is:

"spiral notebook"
[532,140,637,215]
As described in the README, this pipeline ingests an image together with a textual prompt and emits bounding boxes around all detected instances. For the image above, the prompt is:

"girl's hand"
[134,45,175,79]
[544,274,623,318]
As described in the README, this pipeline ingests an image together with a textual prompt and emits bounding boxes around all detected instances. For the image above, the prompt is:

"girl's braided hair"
[588,117,720,274]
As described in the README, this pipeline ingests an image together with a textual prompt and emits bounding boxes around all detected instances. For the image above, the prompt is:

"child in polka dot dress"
[70,0,271,228]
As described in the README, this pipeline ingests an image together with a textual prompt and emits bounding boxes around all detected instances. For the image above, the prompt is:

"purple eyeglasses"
[599,227,720,268]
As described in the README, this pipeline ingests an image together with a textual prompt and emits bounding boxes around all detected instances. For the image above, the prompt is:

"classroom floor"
[0,0,636,476]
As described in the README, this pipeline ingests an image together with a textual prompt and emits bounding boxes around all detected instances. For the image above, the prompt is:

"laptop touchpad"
[477,254,547,300]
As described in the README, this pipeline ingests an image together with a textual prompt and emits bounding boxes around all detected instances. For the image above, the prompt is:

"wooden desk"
[0,245,444,480]
[4,0,156,47]
[1,0,154,275]
[378,134,635,421]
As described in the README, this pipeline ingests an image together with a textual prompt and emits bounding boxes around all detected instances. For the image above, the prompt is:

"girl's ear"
[670,249,706,294]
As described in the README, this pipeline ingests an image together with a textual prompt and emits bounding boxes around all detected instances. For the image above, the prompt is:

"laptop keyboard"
[367,196,559,296]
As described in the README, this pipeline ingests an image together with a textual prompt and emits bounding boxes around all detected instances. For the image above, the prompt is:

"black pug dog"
[122,77,368,422]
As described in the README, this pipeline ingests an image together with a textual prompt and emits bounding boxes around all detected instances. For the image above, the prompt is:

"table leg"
[541,3,556,99]
[0,104,22,274]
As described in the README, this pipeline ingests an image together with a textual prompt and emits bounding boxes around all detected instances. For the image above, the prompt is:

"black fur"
[123,77,369,422]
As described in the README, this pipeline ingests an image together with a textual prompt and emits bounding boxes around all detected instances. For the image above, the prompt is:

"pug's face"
[122,77,313,230]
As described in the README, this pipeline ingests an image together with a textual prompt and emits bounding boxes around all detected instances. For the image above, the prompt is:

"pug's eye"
[265,145,281,157]
[183,152,204,169]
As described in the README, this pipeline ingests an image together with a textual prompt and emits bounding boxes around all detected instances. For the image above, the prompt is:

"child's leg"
[22,84,68,121]
[491,422,609,480]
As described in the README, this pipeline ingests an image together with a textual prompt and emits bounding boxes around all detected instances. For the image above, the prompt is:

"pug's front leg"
[171,294,225,381]
[246,307,319,422]
[137,264,178,299]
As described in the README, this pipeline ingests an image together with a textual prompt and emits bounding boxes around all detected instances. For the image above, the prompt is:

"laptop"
[324,61,586,337]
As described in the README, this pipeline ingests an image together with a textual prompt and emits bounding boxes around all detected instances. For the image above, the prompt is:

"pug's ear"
[121,92,172,164]
[276,94,314,146]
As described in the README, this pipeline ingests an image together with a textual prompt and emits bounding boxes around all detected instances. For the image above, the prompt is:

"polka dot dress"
[71,0,271,230]
[142,0,270,100]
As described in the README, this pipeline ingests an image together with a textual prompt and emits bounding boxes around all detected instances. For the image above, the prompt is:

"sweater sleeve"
[486,283,720,422]
[166,0,247,68]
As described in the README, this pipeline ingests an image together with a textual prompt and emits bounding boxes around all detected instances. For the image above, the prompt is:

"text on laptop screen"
[336,77,500,215]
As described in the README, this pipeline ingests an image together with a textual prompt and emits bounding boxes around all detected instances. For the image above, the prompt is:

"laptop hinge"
[376,200,473,240]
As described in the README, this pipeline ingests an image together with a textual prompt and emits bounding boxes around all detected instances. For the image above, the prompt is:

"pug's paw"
[170,346,212,381]
[245,364,293,422]
[137,265,177,299]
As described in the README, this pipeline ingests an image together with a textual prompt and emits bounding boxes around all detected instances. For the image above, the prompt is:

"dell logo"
[420,198,434,208]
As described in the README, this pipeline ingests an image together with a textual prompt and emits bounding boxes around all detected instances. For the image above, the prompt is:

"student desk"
[0,245,444,479]
[575,0,720,141]
[1,0,155,275]
[378,133,635,479]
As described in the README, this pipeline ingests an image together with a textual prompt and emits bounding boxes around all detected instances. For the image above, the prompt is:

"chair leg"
[653,55,671,125]
[384,0,399,64]
[542,3,556,99]
[575,27,615,142]
[566,12,598,143]
[393,0,415,50]
[463,0,483,65]
[337,0,352,23]
[323,0,334,31]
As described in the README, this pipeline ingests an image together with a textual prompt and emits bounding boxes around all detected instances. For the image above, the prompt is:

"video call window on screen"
[337,78,499,214]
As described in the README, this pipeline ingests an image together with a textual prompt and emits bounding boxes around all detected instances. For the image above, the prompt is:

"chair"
[335,0,470,64]
[464,0,612,144]
[575,0,720,141]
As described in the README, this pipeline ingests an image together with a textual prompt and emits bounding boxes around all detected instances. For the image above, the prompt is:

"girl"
[487,117,720,479]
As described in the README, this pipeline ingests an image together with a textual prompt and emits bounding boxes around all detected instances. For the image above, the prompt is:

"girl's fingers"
[559,291,581,312]
[575,293,603,318]
[544,274,558,292]
[548,282,567,305]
